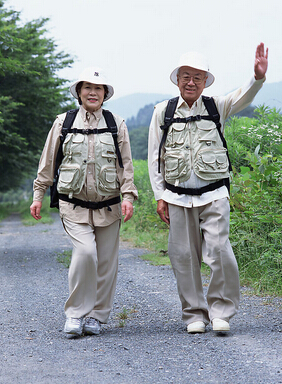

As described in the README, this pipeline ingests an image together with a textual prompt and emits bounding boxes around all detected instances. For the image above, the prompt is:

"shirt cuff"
[122,193,137,204]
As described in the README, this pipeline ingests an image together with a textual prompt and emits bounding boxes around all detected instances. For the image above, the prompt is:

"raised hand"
[254,42,268,80]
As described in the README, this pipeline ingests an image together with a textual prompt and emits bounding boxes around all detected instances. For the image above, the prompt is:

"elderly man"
[148,43,268,333]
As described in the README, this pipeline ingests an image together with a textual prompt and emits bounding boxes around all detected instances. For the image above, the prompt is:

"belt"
[58,194,121,211]
[165,178,229,196]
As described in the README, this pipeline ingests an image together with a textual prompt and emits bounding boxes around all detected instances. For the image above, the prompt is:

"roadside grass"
[57,250,72,268]
[0,202,15,221]
[115,306,137,328]
[0,196,58,225]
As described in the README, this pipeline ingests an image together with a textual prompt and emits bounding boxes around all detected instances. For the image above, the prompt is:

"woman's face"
[78,82,105,112]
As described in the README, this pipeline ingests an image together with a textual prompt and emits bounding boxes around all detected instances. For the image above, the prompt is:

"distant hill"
[104,82,282,124]
[104,93,173,120]
[252,81,282,111]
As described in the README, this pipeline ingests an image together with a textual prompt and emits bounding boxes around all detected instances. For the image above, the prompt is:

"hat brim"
[69,81,114,101]
[170,67,215,88]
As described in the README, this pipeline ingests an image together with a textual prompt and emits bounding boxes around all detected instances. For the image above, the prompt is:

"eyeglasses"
[178,75,206,85]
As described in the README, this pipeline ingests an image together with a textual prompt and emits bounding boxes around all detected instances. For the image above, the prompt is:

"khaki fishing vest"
[57,112,121,198]
[164,118,230,186]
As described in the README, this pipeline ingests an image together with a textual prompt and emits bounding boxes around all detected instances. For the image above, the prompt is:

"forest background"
[0,1,281,296]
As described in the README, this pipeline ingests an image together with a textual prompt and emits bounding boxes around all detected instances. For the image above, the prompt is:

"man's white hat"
[170,52,215,88]
[70,67,114,101]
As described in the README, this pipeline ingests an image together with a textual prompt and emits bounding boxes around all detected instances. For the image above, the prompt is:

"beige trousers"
[62,218,120,323]
[168,198,240,325]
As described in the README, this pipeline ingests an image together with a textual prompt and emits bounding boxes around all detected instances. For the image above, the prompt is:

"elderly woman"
[30,68,137,338]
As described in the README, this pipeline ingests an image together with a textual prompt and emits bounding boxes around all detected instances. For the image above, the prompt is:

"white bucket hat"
[170,52,215,88]
[69,67,114,101]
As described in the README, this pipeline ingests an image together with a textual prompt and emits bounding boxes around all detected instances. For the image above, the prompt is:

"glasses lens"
[180,75,204,84]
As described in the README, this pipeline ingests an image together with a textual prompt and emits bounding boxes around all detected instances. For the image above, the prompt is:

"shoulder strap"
[158,97,179,173]
[202,96,232,172]
[201,96,221,129]
[61,109,79,142]
[50,109,79,209]
[161,97,179,130]
[102,109,123,168]
[55,109,79,173]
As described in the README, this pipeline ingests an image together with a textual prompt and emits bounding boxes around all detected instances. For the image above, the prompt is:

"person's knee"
[73,243,96,262]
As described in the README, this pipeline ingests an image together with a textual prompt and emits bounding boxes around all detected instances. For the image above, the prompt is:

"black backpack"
[50,109,123,208]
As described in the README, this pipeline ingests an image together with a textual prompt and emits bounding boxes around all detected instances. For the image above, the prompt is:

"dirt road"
[0,213,281,384]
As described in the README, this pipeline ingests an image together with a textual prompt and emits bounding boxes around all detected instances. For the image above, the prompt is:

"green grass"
[57,250,72,268]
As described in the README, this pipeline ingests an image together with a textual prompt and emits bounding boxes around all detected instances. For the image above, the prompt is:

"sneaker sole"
[84,327,100,335]
[64,329,83,338]
[213,327,230,332]
[187,328,205,334]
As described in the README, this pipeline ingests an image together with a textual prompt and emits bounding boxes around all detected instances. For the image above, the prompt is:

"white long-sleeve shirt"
[148,76,265,208]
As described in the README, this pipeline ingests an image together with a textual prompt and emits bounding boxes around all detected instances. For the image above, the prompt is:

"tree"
[129,126,149,160]
[0,0,75,192]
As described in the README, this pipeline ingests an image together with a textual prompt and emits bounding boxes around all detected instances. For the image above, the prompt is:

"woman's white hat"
[69,67,114,101]
[170,52,215,88]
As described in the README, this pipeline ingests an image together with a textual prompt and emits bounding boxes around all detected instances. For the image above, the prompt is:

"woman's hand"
[30,201,42,220]
[121,200,133,222]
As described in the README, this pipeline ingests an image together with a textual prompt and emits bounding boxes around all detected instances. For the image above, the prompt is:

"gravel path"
[0,213,281,384]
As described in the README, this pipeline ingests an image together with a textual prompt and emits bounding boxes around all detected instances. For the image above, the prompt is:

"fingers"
[30,201,42,220]
[122,201,133,223]
[157,199,170,224]
[256,42,268,59]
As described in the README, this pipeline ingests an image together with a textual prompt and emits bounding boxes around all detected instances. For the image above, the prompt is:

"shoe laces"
[86,318,100,326]
[68,317,83,326]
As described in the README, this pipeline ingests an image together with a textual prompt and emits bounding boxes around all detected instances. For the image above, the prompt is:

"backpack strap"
[202,96,232,172]
[201,96,221,129]
[57,109,79,177]
[158,97,179,173]
[61,109,79,142]
[102,109,123,168]
[50,109,79,208]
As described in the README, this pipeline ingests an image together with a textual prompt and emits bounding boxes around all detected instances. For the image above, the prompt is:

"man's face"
[177,66,207,107]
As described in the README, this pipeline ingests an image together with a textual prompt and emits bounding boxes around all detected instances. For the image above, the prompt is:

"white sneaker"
[84,318,101,335]
[64,317,84,338]
[212,318,230,332]
[187,321,206,333]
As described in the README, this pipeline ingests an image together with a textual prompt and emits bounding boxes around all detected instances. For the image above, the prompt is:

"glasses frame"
[178,74,207,85]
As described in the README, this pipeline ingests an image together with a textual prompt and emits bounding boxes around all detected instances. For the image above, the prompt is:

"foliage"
[225,105,282,171]
[120,159,169,258]
[0,0,75,192]
[129,126,149,160]
[229,143,282,294]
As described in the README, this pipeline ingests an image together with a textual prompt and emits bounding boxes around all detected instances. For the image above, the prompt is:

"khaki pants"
[62,218,120,323]
[168,198,240,325]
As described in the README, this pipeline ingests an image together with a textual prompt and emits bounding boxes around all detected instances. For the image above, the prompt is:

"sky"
[5,0,282,101]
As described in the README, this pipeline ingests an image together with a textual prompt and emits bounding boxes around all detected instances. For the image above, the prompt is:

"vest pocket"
[166,123,185,147]
[57,164,81,197]
[194,149,229,178]
[164,152,188,185]
[97,165,120,194]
